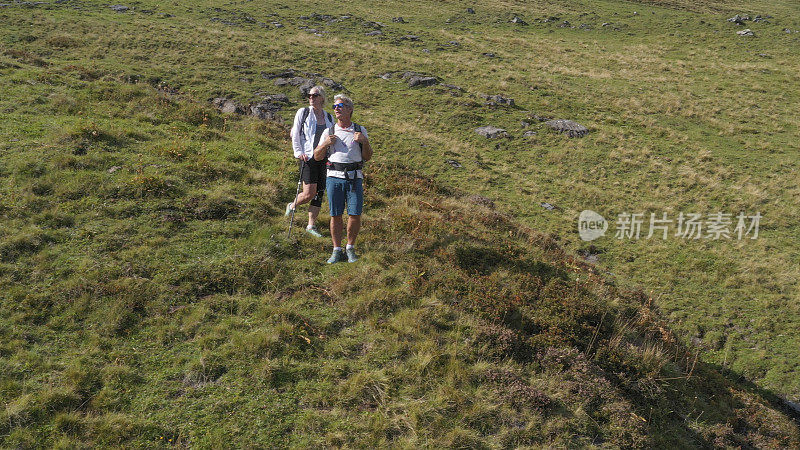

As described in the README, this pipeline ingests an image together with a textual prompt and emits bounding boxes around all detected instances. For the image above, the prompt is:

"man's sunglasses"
[308,93,321,98]
[333,103,347,109]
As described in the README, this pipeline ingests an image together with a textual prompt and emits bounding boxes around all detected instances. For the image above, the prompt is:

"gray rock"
[263,93,289,103]
[727,14,746,24]
[400,35,419,41]
[468,195,494,208]
[110,4,128,12]
[545,119,589,137]
[445,159,462,168]
[365,30,383,36]
[379,72,394,80]
[482,52,495,57]
[511,16,527,25]
[262,69,296,79]
[475,126,508,139]
[321,77,344,91]
[441,83,463,91]
[752,15,768,23]
[602,22,611,27]
[737,29,754,36]
[212,97,245,114]
[479,94,514,106]
[786,399,800,414]
[108,166,122,174]
[523,131,537,137]
[392,17,406,23]
[271,21,283,28]
[250,101,281,120]
[408,76,438,87]
[540,202,556,210]
[466,7,475,14]
[274,76,314,87]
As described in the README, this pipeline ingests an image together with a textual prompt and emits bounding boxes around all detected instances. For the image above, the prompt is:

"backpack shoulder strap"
[352,123,363,150]
[325,111,333,124]
[299,107,311,136]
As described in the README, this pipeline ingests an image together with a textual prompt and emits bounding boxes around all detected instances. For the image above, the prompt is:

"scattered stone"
[320,77,344,91]
[559,20,571,28]
[479,93,515,106]
[737,29,754,36]
[108,166,122,174]
[271,21,283,28]
[543,16,560,23]
[445,159,462,168]
[475,126,508,139]
[545,119,589,137]
[211,97,245,114]
[408,75,438,87]
[511,16,527,25]
[466,7,475,14]
[262,69,296,79]
[785,399,800,415]
[784,28,792,33]
[525,113,552,123]
[579,23,592,30]
[540,202,556,210]
[365,30,383,36]
[249,101,282,120]
[602,22,611,27]
[523,131,537,137]
[441,83,463,91]
[468,195,494,208]
[578,245,601,263]
[447,41,460,46]
[728,15,745,25]
[482,52,496,57]
[400,35,419,41]
[110,4,128,12]
[752,15,768,23]
[392,17,406,23]
[262,93,289,103]
[379,72,394,80]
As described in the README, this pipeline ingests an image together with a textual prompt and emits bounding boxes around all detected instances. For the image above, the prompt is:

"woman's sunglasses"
[308,93,321,98]
[333,103,347,109]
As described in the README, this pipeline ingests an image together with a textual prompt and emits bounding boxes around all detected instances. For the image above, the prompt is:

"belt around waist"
[327,161,363,171]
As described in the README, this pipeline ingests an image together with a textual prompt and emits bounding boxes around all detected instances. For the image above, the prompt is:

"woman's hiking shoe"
[284,202,294,216]
[305,226,323,238]
[327,249,346,264]
[346,248,358,263]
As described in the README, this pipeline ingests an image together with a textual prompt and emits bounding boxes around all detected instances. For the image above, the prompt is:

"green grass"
[1,0,799,446]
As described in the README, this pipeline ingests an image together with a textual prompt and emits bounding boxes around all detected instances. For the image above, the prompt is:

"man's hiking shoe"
[284,202,294,216]
[346,248,358,263]
[327,249,346,264]
[305,226,323,238]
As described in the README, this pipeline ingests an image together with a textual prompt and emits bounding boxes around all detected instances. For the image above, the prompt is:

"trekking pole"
[287,158,305,239]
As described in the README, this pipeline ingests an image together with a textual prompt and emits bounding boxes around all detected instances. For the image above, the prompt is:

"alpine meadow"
[1,0,800,447]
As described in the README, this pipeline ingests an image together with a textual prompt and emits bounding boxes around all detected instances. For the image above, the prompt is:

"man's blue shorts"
[327,176,363,216]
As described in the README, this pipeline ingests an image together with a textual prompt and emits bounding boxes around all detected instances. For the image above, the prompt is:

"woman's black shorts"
[300,158,327,187]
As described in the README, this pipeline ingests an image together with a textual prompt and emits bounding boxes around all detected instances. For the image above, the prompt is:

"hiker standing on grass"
[314,94,372,264]
[286,85,335,238]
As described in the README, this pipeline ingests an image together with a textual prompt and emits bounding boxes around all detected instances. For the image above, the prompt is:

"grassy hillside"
[1,0,799,446]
